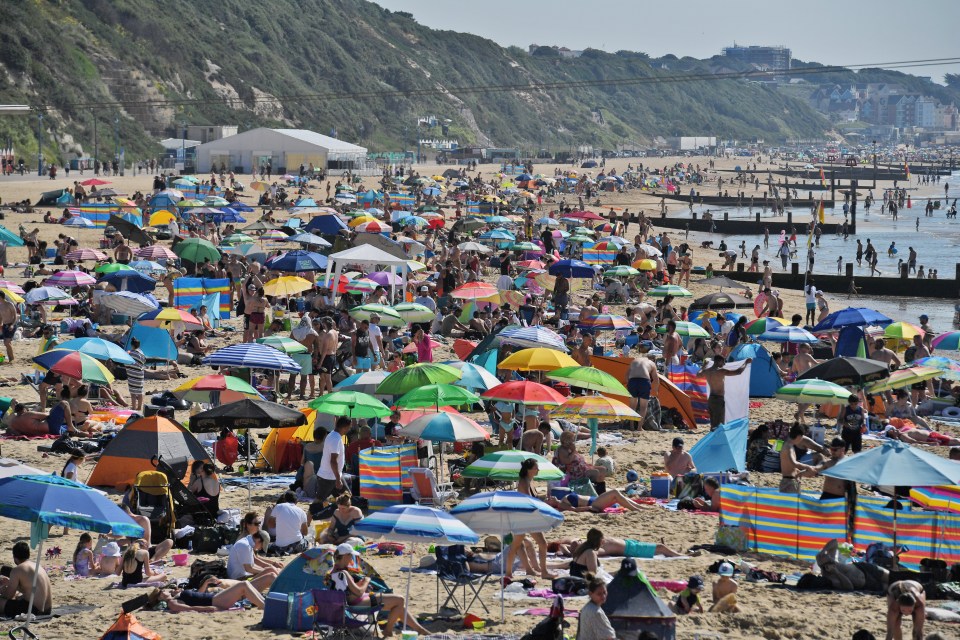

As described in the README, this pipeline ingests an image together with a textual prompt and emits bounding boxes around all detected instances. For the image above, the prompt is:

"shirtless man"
[0,291,18,363]
[886,580,925,640]
[317,317,339,396]
[663,437,695,477]
[816,438,852,500]
[791,343,819,424]
[0,542,52,617]
[290,318,319,398]
[573,334,593,367]
[779,423,819,494]
[761,261,773,289]
[763,288,779,318]
[661,320,682,365]
[699,355,751,431]
[627,354,660,427]
[871,338,901,402]
[114,236,133,264]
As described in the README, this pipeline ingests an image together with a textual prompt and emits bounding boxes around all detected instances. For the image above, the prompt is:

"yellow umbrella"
[633,258,658,271]
[883,322,924,341]
[349,215,376,228]
[178,199,206,208]
[552,396,641,421]
[264,276,314,297]
[499,348,578,372]
[406,261,427,272]
[866,366,942,393]
[149,210,177,226]
[534,273,557,291]
[0,288,24,304]
[250,181,268,192]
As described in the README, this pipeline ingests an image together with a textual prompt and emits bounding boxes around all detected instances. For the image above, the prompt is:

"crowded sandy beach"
[0,150,955,640]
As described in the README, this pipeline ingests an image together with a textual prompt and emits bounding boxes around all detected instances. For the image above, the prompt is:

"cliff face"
[0,0,833,162]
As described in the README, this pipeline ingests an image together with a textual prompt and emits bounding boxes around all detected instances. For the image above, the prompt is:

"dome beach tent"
[87,416,211,488]
[602,559,676,640]
[728,343,782,397]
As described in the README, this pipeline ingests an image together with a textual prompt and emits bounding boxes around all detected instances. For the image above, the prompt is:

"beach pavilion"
[193,127,367,174]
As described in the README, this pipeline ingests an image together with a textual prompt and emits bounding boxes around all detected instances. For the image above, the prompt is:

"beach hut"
[602,560,676,640]
[728,343,782,397]
[87,416,211,488]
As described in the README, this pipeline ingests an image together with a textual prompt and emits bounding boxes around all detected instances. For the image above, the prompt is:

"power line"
[31,56,960,113]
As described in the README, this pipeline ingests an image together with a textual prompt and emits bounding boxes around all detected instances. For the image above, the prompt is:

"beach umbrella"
[533,272,557,291]
[56,337,135,365]
[351,505,478,631]
[656,321,710,338]
[914,356,960,381]
[797,356,889,386]
[450,282,499,300]
[365,271,404,287]
[99,291,159,316]
[287,232,332,248]
[548,259,594,278]
[43,270,96,287]
[99,269,157,293]
[128,259,167,274]
[603,266,639,278]
[263,276,314,297]
[580,313,635,331]
[308,391,391,419]
[510,242,541,252]
[462,451,563,481]
[334,370,390,394]
[0,281,25,294]
[256,336,308,354]
[648,285,692,298]
[376,363,461,395]
[499,326,568,352]
[191,398,307,430]
[63,216,96,228]
[811,307,893,331]
[399,413,489,443]
[697,275,746,289]
[546,366,629,395]
[173,374,262,405]
[356,220,390,233]
[440,361,502,392]
[457,242,490,253]
[80,178,111,186]
[349,304,404,327]
[344,278,379,295]
[65,248,107,262]
[222,233,255,245]
[137,307,203,330]
[0,288,23,304]
[692,292,754,309]
[135,245,178,260]
[775,379,853,405]
[553,395,640,421]
[266,250,328,272]
[24,286,71,305]
[498,348,578,372]
[33,349,114,384]
[931,331,960,351]
[536,217,560,227]
[0,475,143,637]
[451,491,563,621]
[172,238,220,264]
[865,366,942,394]
[745,317,787,335]
[480,381,566,406]
[884,322,924,341]
[759,325,819,343]
[391,302,436,324]
[395,384,479,410]
[203,343,301,373]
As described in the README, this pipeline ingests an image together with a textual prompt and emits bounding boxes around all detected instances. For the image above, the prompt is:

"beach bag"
[187,559,227,589]
[642,396,662,431]
[760,448,781,473]
[192,527,225,554]
[715,525,749,552]
[551,576,587,596]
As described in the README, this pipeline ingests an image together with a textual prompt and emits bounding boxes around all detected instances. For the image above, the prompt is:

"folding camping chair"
[435,545,490,615]
[409,467,456,508]
[312,589,383,640]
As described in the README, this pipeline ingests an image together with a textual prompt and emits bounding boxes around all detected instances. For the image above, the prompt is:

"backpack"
[187,559,228,589]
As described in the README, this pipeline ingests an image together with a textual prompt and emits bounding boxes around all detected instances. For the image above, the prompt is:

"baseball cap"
[718,562,734,577]
[688,575,705,590]
[672,437,684,448]
[335,542,358,557]
[420,286,428,293]
[102,542,122,557]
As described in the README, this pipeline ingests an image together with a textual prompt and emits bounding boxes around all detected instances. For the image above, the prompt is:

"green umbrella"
[173,237,221,263]
[95,263,129,274]
[223,233,255,245]
[308,391,392,419]
[568,235,594,244]
[656,321,710,338]
[376,363,461,396]
[256,336,308,354]
[461,450,563,481]
[510,242,541,251]
[603,266,640,277]
[392,302,436,324]
[648,285,692,297]
[775,379,852,405]
[545,366,629,395]
[395,383,479,409]
[349,304,404,327]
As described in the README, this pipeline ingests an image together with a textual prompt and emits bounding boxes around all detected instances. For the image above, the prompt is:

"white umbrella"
[99,291,160,316]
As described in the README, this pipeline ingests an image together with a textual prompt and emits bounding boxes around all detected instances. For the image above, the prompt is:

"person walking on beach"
[855,240,863,266]
[907,247,917,274]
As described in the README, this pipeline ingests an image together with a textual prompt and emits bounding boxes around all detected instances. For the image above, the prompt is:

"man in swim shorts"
[626,355,659,428]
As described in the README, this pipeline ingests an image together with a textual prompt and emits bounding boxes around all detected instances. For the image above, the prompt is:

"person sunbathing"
[885,425,960,446]
[548,534,682,559]
[148,576,265,612]
[7,404,57,437]
[544,488,646,512]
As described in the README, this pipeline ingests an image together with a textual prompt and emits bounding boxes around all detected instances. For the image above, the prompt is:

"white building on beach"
[193,128,367,174]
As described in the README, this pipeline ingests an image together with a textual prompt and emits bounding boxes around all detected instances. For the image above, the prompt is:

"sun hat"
[336,542,358,557]
[102,542,122,557]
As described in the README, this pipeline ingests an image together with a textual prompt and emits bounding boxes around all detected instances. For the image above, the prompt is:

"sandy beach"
[0,154,954,639]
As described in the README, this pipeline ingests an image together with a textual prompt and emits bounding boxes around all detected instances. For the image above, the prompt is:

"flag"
[819,167,826,188]
[806,232,813,249]
[818,199,825,224]
[905,162,911,180]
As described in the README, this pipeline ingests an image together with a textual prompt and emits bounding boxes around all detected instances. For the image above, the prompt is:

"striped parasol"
[866,366,942,394]
[202,343,301,372]
[775,379,853,404]
[499,325,568,351]
[391,302,435,324]
[745,316,787,335]
[135,245,178,260]
[65,248,108,262]
[759,325,819,343]
[349,304,404,327]
[256,336,308,354]
[647,285,692,297]
[99,291,159,316]
[462,451,563,481]
[579,313,635,331]
[656,321,710,338]
[43,270,96,287]
[551,395,641,420]
[914,356,960,381]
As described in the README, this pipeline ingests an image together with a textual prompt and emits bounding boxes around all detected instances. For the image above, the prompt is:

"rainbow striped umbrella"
[775,379,852,405]
[552,395,641,421]
[33,349,114,385]
[344,278,379,294]
[914,356,960,381]
[931,331,960,351]
[745,316,787,335]
[866,366,941,393]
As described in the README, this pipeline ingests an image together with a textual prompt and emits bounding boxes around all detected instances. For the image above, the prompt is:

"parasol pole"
[403,546,413,632]
[500,514,505,623]
[245,428,252,512]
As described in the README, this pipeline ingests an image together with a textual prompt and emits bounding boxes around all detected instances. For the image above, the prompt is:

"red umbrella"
[450,282,498,300]
[396,407,463,424]
[564,210,604,221]
[80,178,111,187]
[481,381,566,405]
[453,339,478,360]
[516,260,545,270]
[428,218,445,229]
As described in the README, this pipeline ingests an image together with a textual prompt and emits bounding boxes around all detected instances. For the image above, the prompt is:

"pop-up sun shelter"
[728,343,782,397]
[602,560,676,640]
[124,324,178,363]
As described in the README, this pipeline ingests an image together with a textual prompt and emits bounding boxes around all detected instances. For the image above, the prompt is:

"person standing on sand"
[699,355,751,431]
[627,354,659,427]
[0,292,18,363]
[815,438,853,500]
[317,317,338,397]
[779,423,819,494]
[661,320,682,365]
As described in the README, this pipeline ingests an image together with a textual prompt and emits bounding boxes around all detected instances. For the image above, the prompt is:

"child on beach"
[73,533,96,577]
[709,562,740,612]
[674,575,705,614]
[594,446,616,476]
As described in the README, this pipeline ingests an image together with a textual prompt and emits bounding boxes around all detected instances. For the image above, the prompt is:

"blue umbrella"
[536,217,560,227]
[441,361,502,391]
[63,216,95,228]
[812,307,893,331]
[451,491,563,620]
[759,326,819,343]
[294,198,317,208]
[352,504,478,631]
[479,229,515,241]
[304,214,348,235]
[99,269,157,293]
[228,201,254,212]
[203,342,301,373]
[549,259,594,278]
[128,259,167,274]
[334,370,390,394]
[688,417,749,472]
[56,337,135,365]
[0,474,143,634]
[266,250,328,272]
[421,187,441,197]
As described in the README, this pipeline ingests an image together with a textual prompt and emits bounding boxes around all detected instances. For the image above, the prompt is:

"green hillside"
[0,0,836,163]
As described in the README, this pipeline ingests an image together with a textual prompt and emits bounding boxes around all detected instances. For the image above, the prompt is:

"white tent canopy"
[324,244,412,303]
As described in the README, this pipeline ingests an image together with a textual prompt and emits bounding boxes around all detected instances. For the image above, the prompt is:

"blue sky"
[373,0,959,83]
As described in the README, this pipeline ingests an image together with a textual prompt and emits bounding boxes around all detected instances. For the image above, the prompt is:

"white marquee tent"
[324,244,411,304]
[194,128,367,174]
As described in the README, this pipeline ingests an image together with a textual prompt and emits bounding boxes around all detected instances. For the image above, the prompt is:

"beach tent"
[88,416,211,488]
[592,355,697,429]
[256,426,303,472]
[835,325,869,358]
[689,417,749,473]
[728,343,782,397]
[99,612,161,640]
[270,546,389,597]
[36,188,70,207]
[304,214,348,236]
[602,562,676,640]
[124,324,178,362]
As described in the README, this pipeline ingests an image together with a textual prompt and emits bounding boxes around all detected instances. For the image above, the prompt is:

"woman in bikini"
[544,488,646,512]
[504,458,556,581]
[548,532,683,559]
[68,385,99,434]
[118,539,167,588]
[148,575,265,611]
[318,494,364,545]
[329,543,429,637]
[567,528,602,578]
